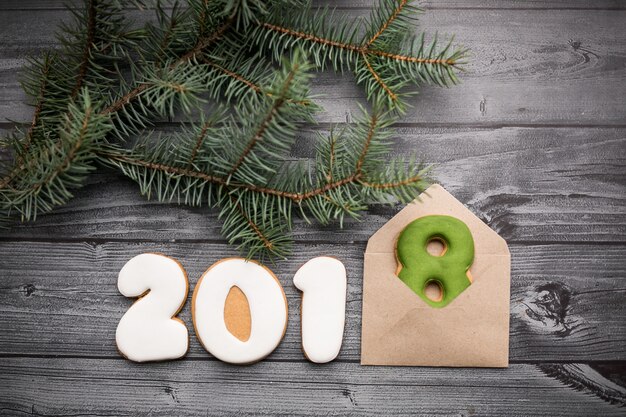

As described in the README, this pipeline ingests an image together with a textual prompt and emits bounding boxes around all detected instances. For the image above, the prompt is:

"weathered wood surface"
[1,0,625,415]
[2,7,626,125]
[2,0,625,9]
[1,360,625,416]
[2,126,625,243]
[1,241,626,362]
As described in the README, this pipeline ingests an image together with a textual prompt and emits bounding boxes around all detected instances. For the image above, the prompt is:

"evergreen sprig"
[1,90,111,222]
[255,0,466,111]
[1,0,464,259]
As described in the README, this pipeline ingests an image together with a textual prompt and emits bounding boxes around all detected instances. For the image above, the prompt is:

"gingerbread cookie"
[192,258,288,364]
[116,253,189,362]
[293,256,347,363]
[396,215,475,308]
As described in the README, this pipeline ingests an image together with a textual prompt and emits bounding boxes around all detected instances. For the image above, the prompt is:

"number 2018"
[115,254,347,364]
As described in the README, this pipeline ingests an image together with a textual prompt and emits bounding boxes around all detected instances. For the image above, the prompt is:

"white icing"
[115,253,189,362]
[193,258,287,364]
[293,256,347,363]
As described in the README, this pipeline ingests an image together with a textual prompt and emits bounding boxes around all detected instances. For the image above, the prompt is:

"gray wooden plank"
[0,240,625,361]
[1,9,625,125]
[1,0,623,10]
[332,0,626,8]
[3,126,624,243]
[0,358,624,416]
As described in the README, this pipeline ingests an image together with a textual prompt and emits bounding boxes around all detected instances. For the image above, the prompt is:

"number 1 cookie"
[293,256,347,363]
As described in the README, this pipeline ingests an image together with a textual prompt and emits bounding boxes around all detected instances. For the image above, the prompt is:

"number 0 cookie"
[192,258,288,364]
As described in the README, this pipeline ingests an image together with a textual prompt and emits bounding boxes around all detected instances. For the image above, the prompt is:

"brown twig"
[355,112,378,174]
[226,63,299,177]
[100,83,150,115]
[203,58,261,92]
[261,22,457,66]
[262,23,362,53]
[179,16,234,62]
[70,0,97,99]
[101,15,235,116]
[0,57,52,189]
[358,176,423,189]
[97,150,361,202]
[231,196,274,250]
[371,49,457,65]
[325,135,336,182]
[365,0,408,48]
[188,119,212,166]
[361,53,397,102]
[31,107,93,194]
[96,113,418,204]
[202,57,311,106]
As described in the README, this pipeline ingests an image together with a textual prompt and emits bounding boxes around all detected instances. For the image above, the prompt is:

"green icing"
[396,215,475,308]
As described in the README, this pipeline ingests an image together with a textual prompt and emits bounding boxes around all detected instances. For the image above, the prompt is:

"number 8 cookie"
[395,215,475,308]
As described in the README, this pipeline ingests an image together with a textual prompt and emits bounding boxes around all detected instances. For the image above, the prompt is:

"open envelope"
[361,184,510,367]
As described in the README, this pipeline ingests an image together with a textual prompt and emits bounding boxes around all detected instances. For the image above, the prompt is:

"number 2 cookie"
[396,215,475,308]
[115,253,189,362]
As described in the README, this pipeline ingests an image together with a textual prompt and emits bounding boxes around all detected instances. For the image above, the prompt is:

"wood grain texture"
[1,7,626,125]
[0,240,625,361]
[1,0,624,10]
[1,359,625,416]
[0,0,625,415]
[2,126,624,243]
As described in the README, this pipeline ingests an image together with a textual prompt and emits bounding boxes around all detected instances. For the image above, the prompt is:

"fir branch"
[226,59,299,178]
[204,58,262,94]
[98,107,430,257]
[231,195,275,251]
[25,54,52,144]
[361,53,398,103]
[96,149,359,202]
[365,0,409,48]
[202,56,311,106]
[99,8,236,135]
[1,90,111,222]
[2,0,458,258]
[101,83,150,115]
[187,118,213,166]
[0,54,53,190]
[254,0,466,111]
[259,23,457,65]
[70,0,98,98]
[210,50,317,184]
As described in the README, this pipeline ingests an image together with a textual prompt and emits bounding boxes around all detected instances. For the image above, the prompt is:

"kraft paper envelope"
[361,184,510,367]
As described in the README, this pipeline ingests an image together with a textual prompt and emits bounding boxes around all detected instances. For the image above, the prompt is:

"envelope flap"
[366,184,509,257]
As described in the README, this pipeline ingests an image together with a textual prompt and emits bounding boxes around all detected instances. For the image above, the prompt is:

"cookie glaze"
[293,256,347,363]
[192,258,288,364]
[396,215,474,308]
[116,253,189,362]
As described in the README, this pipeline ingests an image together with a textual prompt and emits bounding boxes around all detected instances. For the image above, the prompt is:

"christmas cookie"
[293,256,347,363]
[116,253,189,362]
[192,258,288,364]
[396,215,475,308]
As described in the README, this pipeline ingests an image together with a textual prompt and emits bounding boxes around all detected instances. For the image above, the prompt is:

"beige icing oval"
[224,285,251,342]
